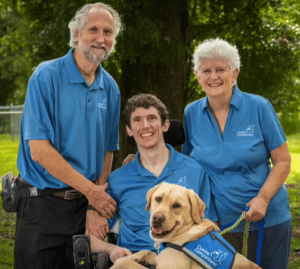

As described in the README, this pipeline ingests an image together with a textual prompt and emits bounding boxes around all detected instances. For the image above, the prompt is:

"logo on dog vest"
[183,231,235,269]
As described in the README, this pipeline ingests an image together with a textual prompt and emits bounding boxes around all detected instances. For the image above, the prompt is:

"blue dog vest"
[162,231,236,269]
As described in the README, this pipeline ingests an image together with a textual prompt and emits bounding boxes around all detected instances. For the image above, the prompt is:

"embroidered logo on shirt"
[237,125,255,137]
[98,99,107,109]
[177,176,187,187]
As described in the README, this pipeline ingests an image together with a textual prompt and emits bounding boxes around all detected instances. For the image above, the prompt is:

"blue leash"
[219,206,265,266]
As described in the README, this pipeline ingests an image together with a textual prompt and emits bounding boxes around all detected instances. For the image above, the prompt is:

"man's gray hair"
[193,38,241,73]
[68,2,122,48]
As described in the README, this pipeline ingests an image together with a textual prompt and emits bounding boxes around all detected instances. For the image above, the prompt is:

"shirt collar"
[200,96,209,113]
[229,85,243,110]
[64,49,103,89]
[201,85,243,112]
[129,144,185,177]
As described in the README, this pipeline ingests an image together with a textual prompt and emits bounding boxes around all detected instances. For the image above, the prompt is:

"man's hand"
[122,154,136,166]
[107,245,132,263]
[86,210,109,240]
[97,175,108,186]
[244,195,269,222]
[87,183,117,219]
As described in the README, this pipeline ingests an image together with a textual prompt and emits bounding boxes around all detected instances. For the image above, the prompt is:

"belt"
[18,176,83,200]
[52,190,83,200]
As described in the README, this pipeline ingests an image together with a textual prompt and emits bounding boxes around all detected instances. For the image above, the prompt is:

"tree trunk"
[113,0,189,167]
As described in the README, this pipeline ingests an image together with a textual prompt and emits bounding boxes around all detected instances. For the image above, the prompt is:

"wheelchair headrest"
[127,119,185,147]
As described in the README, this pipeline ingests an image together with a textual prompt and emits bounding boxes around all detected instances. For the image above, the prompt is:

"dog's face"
[145,182,206,243]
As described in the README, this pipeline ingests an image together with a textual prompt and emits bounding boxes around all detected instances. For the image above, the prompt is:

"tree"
[0,0,299,164]
[114,0,300,163]
[114,0,191,160]
[0,1,31,105]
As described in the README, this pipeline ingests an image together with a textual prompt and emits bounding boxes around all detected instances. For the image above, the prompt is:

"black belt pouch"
[1,172,20,213]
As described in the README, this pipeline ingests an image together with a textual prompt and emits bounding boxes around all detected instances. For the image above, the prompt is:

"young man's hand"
[107,245,132,263]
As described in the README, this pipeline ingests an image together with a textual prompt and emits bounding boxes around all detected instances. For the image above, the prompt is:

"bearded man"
[15,3,122,268]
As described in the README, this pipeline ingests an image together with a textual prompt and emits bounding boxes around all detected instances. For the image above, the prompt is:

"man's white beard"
[77,40,112,64]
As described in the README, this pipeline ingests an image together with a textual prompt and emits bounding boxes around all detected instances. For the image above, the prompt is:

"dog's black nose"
[153,212,165,223]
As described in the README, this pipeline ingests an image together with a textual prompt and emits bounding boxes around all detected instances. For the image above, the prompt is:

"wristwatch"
[87,204,97,211]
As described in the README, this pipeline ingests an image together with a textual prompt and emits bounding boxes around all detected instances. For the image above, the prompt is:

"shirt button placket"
[87,90,95,112]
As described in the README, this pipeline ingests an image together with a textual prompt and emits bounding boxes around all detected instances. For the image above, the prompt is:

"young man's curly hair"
[124,93,169,128]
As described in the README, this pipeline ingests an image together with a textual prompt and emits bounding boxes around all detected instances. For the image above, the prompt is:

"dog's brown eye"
[155,197,162,203]
[172,203,181,209]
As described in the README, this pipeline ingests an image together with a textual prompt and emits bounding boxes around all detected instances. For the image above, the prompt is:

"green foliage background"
[0,1,299,267]
[0,0,299,135]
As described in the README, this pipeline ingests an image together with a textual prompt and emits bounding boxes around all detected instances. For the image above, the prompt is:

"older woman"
[182,38,292,269]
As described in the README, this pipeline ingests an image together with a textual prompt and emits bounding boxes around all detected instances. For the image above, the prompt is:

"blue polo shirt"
[17,49,120,189]
[107,144,217,253]
[182,86,291,232]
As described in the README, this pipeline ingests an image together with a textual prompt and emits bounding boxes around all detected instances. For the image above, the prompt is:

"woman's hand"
[244,195,269,222]
[245,142,291,223]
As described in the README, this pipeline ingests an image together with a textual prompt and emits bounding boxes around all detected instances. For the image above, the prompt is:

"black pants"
[14,194,88,269]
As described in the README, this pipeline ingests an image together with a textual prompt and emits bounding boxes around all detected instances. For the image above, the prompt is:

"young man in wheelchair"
[88,93,217,264]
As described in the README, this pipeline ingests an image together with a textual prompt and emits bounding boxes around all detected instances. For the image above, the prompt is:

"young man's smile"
[126,107,169,150]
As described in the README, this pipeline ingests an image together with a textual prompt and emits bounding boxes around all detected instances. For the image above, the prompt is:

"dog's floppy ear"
[188,189,206,224]
[145,184,161,211]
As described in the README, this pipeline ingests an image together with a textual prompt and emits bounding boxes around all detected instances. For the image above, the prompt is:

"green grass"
[0,135,18,268]
[288,133,300,188]
[288,185,300,268]
[286,133,300,267]
[0,199,15,269]
[0,134,20,178]
[287,133,300,154]
[0,133,300,268]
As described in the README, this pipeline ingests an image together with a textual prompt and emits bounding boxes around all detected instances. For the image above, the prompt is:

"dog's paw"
[133,250,157,266]
[202,219,220,232]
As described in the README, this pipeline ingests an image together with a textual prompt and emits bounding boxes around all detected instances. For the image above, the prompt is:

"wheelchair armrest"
[94,252,111,269]
[73,235,92,269]
[73,195,120,268]
[73,233,118,269]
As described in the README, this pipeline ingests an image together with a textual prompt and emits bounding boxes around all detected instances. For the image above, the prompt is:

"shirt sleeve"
[198,168,218,222]
[107,86,120,151]
[107,177,120,229]
[23,68,54,142]
[259,99,286,152]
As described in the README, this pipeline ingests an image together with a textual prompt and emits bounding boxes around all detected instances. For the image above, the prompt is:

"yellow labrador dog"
[111,182,260,269]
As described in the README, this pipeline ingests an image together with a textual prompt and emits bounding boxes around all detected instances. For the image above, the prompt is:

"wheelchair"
[73,119,185,269]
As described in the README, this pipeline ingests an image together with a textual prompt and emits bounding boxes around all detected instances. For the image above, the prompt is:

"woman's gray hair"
[68,2,122,48]
[193,38,240,73]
